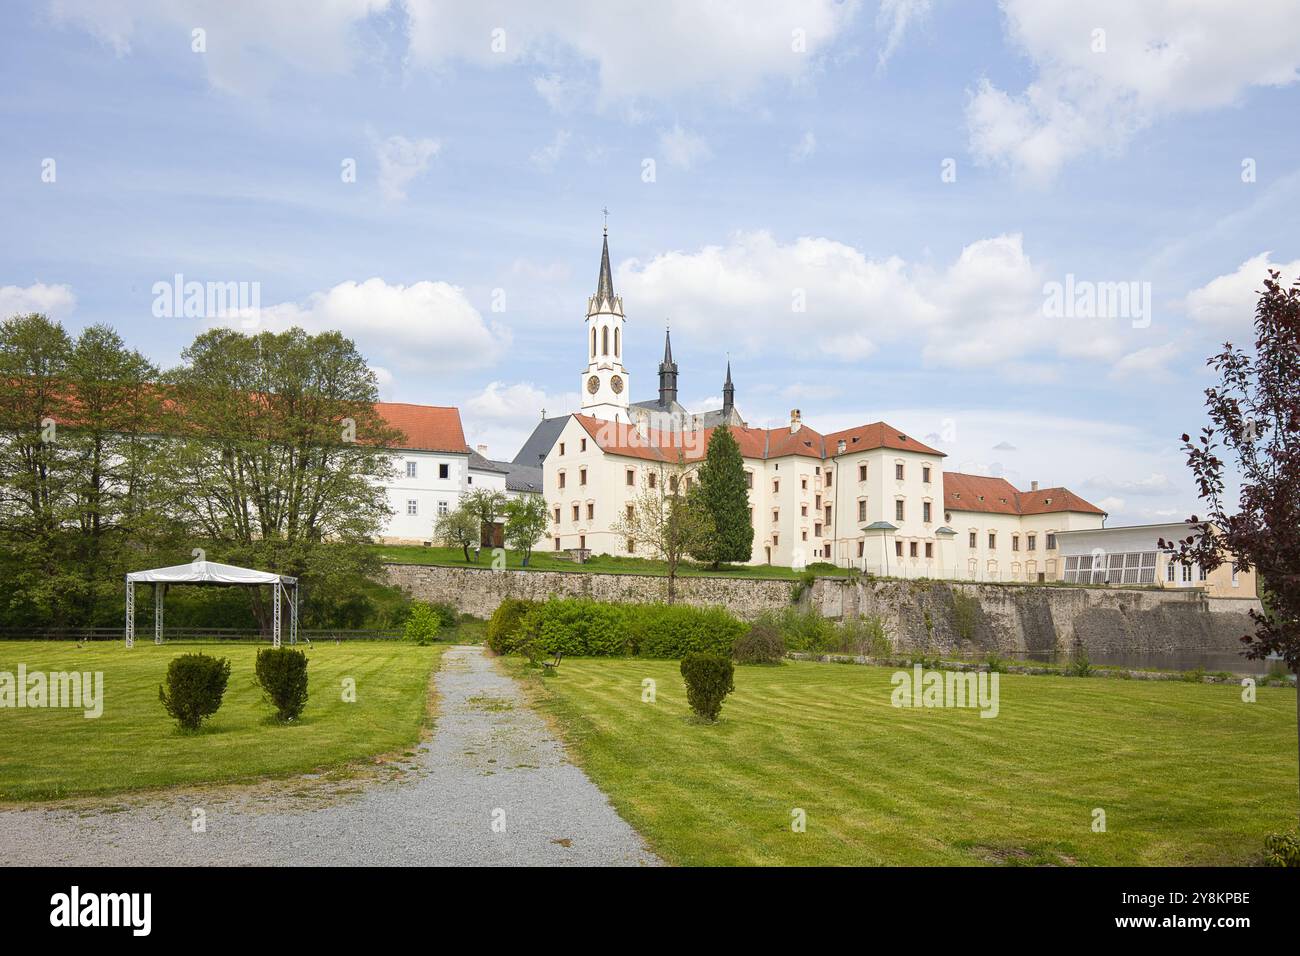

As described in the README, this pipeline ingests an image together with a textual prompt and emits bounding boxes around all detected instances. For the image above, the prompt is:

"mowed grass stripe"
[515,658,1298,866]
[0,641,444,801]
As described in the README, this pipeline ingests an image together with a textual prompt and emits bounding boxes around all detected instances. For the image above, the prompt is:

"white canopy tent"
[125,560,299,648]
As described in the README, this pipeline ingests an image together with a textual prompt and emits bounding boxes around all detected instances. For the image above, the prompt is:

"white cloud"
[618,230,1136,373]
[791,130,817,162]
[657,124,712,170]
[210,277,504,373]
[48,0,391,95]
[876,0,930,69]
[530,129,571,171]
[1185,252,1300,330]
[374,134,441,202]
[404,0,860,104]
[1110,341,1182,379]
[461,380,580,459]
[968,1,1300,181]
[0,282,77,320]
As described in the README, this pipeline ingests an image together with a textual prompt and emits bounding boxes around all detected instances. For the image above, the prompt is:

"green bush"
[733,621,785,664]
[486,598,540,655]
[833,615,891,656]
[254,647,310,722]
[680,653,735,721]
[403,602,443,645]
[762,606,836,652]
[428,601,458,629]
[158,653,231,731]
[1065,649,1093,677]
[523,599,632,657]
[508,598,745,659]
[631,604,745,658]
[1263,830,1300,867]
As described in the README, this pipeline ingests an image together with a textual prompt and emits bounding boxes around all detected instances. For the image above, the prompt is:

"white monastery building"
[512,229,1113,580]
[375,403,540,544]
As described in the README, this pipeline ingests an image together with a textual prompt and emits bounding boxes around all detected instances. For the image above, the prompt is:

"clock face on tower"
[610,374,624,394]
[587,375,600,394]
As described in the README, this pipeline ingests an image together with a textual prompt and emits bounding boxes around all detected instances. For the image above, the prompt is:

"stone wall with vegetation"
[807,576,1262,657]
[383,562,1261,657]
[382,563,795,620]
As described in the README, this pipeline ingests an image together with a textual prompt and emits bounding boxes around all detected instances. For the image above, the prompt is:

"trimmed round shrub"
[158,653,231,731]
[403,602,443,645]
[255,646,309,722]
[487,598,539,655]
[680,652,735,722]
[733,622,785,664]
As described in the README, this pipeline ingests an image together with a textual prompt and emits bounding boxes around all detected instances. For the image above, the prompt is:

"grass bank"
[513,656,1298,865]
[0,641,445,801]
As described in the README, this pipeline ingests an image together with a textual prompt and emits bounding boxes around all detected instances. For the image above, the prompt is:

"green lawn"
[0,641,444,801]
[374,544,852,581]
[514,657,1300,866]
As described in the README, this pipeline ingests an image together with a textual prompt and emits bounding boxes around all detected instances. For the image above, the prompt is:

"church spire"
[595,225,615,305]
[722,358,734,413]
[658,325,678,406]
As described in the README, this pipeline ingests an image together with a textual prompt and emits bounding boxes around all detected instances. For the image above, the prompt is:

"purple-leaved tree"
[1162,269,1299,830]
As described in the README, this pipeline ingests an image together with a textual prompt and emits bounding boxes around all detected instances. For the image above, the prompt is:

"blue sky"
[3,1,1299,525]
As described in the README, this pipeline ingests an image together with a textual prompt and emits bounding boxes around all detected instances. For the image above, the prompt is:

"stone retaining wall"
[383,562,1261,657]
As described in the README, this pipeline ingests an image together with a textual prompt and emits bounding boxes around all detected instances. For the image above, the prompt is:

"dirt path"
[0,645,660,866]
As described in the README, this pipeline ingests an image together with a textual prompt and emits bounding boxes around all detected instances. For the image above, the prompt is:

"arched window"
[591,327,596,357]
[614,327,620,357]
[602,326,609,355]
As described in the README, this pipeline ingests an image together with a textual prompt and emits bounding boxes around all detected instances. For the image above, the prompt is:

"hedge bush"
[506,598,746,659]
[733,621,785,664]
[522,599,633,657]
[403,602,443,645]
[631,604,745,658]
[680,653,735,721]
[254,646,310,722]
[158,653,231,730]
[487,598,540,655]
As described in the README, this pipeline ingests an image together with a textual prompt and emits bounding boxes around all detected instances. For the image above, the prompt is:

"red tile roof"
[823,422,945,457]
[573,414,943,463]
[942,472,1105,516]
[374,402,469,454]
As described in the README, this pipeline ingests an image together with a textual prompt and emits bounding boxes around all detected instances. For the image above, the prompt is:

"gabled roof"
[943,472,1105,516]
[822,422,945,457]
[491,460,544,493]
[374,402,469,454]
[468,450,508,474]
[569,414,933,464]
[512,415,570,466]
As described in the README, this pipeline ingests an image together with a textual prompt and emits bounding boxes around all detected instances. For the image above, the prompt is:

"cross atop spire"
[602,205,609,234]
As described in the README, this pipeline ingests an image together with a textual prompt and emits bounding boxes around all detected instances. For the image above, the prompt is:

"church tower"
[580,226,631,421]
[658,328,678,405]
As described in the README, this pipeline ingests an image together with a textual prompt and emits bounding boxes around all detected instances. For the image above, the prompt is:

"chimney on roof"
[635,409,649,440]
[837,439,847,454]
[1031,480,1039,491]
[477,443,488,457]
[790,409,802,434]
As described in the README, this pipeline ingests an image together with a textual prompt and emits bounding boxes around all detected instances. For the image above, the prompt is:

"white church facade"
[517,229,1109,579]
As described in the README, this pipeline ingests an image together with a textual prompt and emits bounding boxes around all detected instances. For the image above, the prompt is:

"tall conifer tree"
[690,425,753,568]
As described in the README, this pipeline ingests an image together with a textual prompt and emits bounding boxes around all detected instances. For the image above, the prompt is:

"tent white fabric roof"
[126,560,296,585]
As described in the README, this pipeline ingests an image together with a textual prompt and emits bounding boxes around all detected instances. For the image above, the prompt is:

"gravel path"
[0,645,660,866]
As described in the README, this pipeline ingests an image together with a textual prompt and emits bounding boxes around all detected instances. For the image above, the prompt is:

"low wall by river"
[382,563,1261,660]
